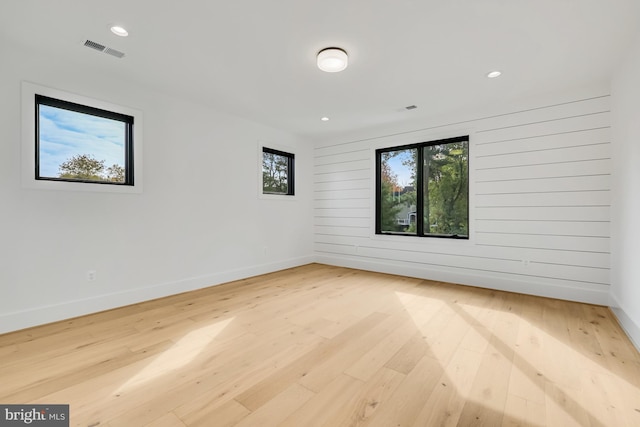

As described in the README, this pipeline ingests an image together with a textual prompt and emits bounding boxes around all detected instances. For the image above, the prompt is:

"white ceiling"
[2,0,639,140]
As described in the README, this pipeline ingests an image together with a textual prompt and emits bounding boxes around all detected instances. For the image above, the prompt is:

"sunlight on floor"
[115,317,235,393]
[393,291,638,427]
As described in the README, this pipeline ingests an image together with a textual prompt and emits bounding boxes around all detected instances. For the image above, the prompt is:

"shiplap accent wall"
[314,94,611,304]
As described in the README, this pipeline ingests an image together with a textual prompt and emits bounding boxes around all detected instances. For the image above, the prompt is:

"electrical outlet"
[87,270,96,281]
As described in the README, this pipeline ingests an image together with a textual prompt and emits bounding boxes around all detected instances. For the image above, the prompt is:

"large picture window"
[36,95,134,185]
[262,147,295,196]
[376,135,469,239]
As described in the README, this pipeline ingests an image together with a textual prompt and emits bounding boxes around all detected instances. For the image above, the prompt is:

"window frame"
[35,94,135,186]
[21,81,143,193]
[375,135,469,239]
[261,146,295,196]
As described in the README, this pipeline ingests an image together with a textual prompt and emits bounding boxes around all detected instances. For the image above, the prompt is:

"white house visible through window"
[36,94,134,185]
[262,147,295,195]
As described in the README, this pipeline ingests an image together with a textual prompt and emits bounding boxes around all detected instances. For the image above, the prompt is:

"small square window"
[36,95,134,185]
[262,147,295,196]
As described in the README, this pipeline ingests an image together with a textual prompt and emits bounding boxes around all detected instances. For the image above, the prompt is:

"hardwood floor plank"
[232,383,315,427]
[344,318,416,382]
[412,346,484,427]
[145,412,187,427]
[323,367,406,427]
[0,264,638,426]
[501,394,545,427]
[455,304,520,427]
[278,374,364,427]
[179,399,249,427]
[298,313,406,392]
[362,355,444,427]
[234,311,387,411]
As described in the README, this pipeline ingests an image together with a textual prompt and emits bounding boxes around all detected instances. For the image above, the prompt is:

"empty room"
[1,1,640,426]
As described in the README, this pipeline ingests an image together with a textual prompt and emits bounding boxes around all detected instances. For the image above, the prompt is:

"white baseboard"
[315,255,610,306]
[609,294,640,353]
[0,255,315,335]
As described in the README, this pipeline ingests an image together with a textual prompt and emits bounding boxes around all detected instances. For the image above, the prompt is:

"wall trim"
[315,255,609,306]
[609,294,640,353]
[0,255,315,335]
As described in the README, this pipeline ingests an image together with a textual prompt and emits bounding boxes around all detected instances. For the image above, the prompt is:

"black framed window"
[262,147,295,195]
[35,94,134,185]
[376,135,469,239]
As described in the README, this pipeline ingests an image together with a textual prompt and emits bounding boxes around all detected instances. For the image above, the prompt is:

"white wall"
[611,33,640,349]
[0,39,314,334]
[314,85,612,305]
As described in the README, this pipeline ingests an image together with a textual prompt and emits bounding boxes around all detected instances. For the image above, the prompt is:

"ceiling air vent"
[405,105,417,110]
[104,47,125,58]
[83,40,125,59]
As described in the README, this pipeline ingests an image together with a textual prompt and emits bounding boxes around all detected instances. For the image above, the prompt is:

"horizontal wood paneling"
[315,198,371,209]
[313,93,612,302]
[476,127,610,156]
[475,174,610,194]
[314,244,609,287]
[474,219,610,237]
[475,143,610,170]
[314,217,371,228]
[476,190,610,207]
[313,235,610,269]
[475,233,609,253]
[470,96,610,133]
[314,149,370,165]
[314,208,371,219]
[475,159,611,182]
[314,159,371,175]
[315,190,370,201]
[475,206,610,222]
[474,112,610,144]
[315,225,371,238]
[314,169,370,183]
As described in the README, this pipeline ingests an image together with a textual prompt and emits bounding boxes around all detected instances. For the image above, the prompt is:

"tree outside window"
[376,136,469,238]
[36,94,133,185]
[262,147,294,195]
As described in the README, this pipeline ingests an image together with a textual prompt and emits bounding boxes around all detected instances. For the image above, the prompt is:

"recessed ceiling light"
[110,26,129,37]
[321,117,329,121]
[487,70,502,79]
[317,48,348,73]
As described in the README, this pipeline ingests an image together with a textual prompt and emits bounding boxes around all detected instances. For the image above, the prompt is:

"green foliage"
[262,152,289,193]
[424,142,468,236]
[106,164,125,182]
[58,154,125,183]
[380,180,403,231]
[379,141,468,236]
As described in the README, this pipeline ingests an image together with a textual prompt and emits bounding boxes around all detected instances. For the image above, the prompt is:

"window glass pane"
[262,151,290,194]
[422,141,469,237]
[38,104,127,183]
[379,148,417,234]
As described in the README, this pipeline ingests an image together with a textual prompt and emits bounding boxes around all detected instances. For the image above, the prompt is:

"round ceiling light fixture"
[487,70,502,78]
[321,117,330,121]
[317,47,348,73]
[110,25,129,37]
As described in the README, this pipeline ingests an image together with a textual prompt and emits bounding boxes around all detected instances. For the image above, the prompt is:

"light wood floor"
[1,264,639,427]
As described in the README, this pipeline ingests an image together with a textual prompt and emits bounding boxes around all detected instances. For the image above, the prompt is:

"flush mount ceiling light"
[110,25,129,37]
[321,117,329,121]
[487,70,502,78]
[317,47,348,72]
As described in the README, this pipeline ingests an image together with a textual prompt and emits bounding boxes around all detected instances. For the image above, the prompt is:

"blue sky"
[39,105,125,178]
[384,149,415,188]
